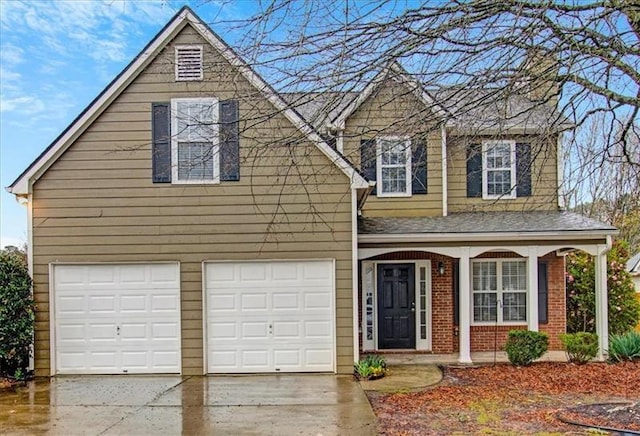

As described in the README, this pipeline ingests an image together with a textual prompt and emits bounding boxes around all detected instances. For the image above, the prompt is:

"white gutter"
[359,230,618,244]
[350,188,360,366]
[441,124,448,216]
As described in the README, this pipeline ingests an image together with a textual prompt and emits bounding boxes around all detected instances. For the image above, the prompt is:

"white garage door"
[205,260,335,373]
[53,263,181,374]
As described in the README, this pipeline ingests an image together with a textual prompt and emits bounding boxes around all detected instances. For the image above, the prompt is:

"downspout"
[351,187,360,366]
[441,124,448,216]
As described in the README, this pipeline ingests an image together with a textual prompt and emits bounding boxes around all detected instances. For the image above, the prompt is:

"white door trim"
[361,260,432,352]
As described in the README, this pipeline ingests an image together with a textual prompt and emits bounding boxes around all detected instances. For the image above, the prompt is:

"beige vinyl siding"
[342,79,443,217]
[447,135,559,212]
[31,24,354,376]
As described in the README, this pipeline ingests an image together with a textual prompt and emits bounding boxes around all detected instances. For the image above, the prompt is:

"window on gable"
[482,140,516,199]
[175,45,203,81]
[376,137,411,197]
[171,98,219,183]
[472,259,527,324]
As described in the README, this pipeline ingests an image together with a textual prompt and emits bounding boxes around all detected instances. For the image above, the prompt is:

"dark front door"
[377,263,415,349]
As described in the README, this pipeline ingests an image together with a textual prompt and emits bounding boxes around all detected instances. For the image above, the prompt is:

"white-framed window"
[376,136,411,197]
[175,45,203,81]
[472,259,527,324]
[482,140,516,199]
[171,98,219,184]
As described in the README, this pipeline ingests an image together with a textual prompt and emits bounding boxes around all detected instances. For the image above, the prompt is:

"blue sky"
[0,0,254,248]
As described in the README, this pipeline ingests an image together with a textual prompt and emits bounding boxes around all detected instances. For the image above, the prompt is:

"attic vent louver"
[175,45,203,81]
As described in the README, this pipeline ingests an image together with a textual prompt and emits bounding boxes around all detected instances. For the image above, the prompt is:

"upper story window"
[376,137,412,197]
[175,45,203,81]
[171,98,219,183]
[467,140,532,199]
[482,140,516,199]
[472,259,527,324]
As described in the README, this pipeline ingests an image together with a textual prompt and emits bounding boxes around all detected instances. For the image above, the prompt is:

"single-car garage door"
[205,260,335,373]
[53,263,181,374]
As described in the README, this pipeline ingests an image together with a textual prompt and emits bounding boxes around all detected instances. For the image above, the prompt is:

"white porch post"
[459,247,472,364]
[527,247,539,331]
[595,245,609,360]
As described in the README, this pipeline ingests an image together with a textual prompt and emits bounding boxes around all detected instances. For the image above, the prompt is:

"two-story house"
[7,7,616,376]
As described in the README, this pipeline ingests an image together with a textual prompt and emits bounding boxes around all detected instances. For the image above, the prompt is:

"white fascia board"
[358,230,618,244]
[8,8,367,195]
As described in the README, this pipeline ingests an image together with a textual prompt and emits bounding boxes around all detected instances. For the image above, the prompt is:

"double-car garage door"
[52,260,335,375]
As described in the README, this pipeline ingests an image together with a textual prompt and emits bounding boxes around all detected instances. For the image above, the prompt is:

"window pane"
[473,262,497,291]
[503,292,527,321]
[178,142,215,180]
[473,292,497,322]
[502,261,526,290]
[381,167,406,194]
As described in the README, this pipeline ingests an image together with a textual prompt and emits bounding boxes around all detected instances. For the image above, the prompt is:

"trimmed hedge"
[505,330,548,366]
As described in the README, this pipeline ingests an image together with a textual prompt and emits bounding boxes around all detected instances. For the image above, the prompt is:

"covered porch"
[357,211,617,363]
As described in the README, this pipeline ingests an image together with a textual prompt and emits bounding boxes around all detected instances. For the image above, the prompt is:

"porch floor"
[381,351,568,365]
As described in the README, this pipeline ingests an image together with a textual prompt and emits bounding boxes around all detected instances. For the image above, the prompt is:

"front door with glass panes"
[377,264,416,349]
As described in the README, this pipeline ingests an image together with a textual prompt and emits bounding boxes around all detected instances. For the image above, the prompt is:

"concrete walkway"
[0,375,377,435]
[359,365,442,393]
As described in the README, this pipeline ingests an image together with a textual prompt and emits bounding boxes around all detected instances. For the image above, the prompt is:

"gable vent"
[175,45,203,81]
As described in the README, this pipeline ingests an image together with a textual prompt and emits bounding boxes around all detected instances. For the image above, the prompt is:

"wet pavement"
[0,375,377,435]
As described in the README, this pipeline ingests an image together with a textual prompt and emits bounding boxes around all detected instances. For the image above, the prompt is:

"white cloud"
[0,43,24,65]
[0,96,46,114]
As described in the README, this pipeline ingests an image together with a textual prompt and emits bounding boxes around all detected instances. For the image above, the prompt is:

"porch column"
[459,247,472,364]
[527,247,539,331]
[595,246,609,360]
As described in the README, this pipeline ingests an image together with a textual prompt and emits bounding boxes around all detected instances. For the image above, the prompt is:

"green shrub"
[354,354,387,379]
[0,246,35,379]
[505,330,548,366]
[566,241,640,335]
[560,332,598,364]
[608,330,640,362]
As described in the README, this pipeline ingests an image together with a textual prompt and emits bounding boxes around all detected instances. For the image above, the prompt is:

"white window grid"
[482,140,516,199]
[472,259,527,324]
[376,137,411,197]
[171,98,220,184]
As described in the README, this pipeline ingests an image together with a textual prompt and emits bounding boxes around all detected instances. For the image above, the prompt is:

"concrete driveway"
[0,375,377,435]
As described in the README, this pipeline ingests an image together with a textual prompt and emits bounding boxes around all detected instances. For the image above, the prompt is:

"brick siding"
[361,250,566,353]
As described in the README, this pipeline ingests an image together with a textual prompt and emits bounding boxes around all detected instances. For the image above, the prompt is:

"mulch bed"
[367,361,640,435]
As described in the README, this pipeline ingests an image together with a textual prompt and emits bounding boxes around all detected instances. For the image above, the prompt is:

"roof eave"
[358,229,618,244]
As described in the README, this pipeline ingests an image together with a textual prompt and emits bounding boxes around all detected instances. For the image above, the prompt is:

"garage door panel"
[53,263,181,374]
[241,293,268,310]
[206,260,334,373]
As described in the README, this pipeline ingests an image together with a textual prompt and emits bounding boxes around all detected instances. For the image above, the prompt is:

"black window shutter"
[360,139,377,195]
[453,260,459,326]
[466,143,482,197]
[516,142,532,197]
[538,261,548,324]
[219,99,240,181]
[151,102,171,183]
[412,139,427,194]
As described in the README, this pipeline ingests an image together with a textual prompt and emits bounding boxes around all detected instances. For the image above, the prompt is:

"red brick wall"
[360,250,566,354]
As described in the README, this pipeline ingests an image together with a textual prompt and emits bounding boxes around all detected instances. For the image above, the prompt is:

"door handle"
[410,302,416,313]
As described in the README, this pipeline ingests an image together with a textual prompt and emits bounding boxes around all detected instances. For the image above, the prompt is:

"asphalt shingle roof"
[358,211,616,235]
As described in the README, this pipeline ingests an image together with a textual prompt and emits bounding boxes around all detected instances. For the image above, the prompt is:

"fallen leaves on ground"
[368,361,640,435]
